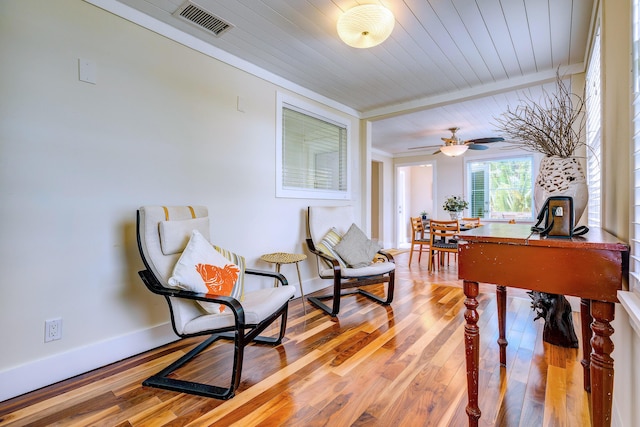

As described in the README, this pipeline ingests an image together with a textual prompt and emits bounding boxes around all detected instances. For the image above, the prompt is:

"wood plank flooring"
[0,251,591,426]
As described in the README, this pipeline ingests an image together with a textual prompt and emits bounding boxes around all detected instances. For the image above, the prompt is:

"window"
[586,25,602,228]
[276,93,350,199]
[466,156,534,220]
[632,0,640,294]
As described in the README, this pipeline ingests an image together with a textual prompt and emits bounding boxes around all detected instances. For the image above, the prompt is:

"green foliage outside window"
[489,159,532,214]
[468,157,533,219]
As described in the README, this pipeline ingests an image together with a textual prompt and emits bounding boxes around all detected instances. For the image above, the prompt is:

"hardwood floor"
[0,251,591,426]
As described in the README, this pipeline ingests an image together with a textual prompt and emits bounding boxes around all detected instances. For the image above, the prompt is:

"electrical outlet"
[45,318,62,342]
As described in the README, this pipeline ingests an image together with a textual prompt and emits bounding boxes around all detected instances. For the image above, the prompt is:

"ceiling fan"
[409,127,504,156]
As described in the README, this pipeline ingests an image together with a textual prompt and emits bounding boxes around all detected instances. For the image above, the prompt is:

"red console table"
[457,223,629,427]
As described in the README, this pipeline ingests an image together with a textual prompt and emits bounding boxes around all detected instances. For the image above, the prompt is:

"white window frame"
[275,92,351,200]
[465,154,535,221]
[631,0,640,294]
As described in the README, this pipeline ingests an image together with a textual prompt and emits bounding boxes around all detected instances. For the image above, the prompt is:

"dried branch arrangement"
[494,71,586,158]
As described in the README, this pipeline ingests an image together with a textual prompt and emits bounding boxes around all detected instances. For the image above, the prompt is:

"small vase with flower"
[442,196,468,220]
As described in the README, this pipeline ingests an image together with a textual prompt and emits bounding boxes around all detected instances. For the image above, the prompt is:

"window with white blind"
[276,93,350,199]
[466,156,534,220]
[586,25,602,228]
[632,0,640,294]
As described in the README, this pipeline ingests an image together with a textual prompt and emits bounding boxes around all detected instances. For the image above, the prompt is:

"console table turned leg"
[590,300,615,427]
[463,280,481,426]
[496,285,508,366]
[580,298,592,392]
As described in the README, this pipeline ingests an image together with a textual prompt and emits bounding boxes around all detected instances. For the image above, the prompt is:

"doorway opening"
[371,160,382,243]
[396,163,434,248]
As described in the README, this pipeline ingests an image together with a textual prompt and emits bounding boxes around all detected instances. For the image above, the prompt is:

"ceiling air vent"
[172,1,234,37]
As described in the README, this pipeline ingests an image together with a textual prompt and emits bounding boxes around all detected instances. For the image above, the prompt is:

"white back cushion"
[308,206,355,247]
[159,217,210,255]
[138,206,209,334]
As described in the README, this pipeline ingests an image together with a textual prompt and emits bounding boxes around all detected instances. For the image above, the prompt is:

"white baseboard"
[0,322,177,403]
[0,278,333,403]
[301,277,330,298]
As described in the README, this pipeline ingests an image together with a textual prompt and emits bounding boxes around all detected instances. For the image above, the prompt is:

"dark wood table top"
[457,223,628,251]
[456,223,629,302]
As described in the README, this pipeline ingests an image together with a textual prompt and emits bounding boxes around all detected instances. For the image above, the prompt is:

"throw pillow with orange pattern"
[168,230,245,314]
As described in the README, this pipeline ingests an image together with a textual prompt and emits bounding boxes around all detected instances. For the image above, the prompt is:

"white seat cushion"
[318,261,395,278]
[181,286,296,334]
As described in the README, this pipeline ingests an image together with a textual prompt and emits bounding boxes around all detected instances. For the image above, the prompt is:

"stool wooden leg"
[273,264,281,287]
[295,261,306,314]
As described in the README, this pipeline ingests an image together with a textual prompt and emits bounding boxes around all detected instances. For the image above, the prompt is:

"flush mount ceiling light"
[337,4,395,48]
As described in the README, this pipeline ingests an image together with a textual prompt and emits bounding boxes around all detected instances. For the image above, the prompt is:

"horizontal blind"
[586,27,602,228]
[632,0,640,293]
[282,107,347,192]
[631,92,640,292]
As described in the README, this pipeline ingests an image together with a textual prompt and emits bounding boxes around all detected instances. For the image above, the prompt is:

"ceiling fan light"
[337,5,395,48]
[440,144,469,157]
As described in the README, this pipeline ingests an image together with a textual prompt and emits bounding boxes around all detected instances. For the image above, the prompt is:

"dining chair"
[428,219,460,272]
[409,217,430,266]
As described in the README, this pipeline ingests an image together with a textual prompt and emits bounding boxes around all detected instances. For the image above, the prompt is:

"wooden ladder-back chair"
[409,217,430,266]
[305,205,395,316]
[428,219,460,271]
[136,205,295,399]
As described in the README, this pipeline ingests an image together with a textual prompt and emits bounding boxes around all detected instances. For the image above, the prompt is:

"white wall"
[409,165,433,218]
[601,0,638,425]
[0,0,361,401]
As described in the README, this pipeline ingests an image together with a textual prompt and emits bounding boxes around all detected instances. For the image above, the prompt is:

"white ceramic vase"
[534,156,588,222]
[449,211,463,220]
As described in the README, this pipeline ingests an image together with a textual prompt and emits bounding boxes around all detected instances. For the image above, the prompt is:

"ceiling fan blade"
[432,149,441,155]
[467,137,504,144]
[467,144,489,150]
[408,145,442,150]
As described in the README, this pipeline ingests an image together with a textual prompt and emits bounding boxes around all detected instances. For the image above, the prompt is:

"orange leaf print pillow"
[195,263,240,313]
[168,230,246,314]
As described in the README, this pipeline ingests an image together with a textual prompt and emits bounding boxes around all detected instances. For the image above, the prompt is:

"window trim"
[275,92,351,200]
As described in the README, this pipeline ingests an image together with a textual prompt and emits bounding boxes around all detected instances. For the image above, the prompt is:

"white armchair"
[136,205,295,399]
[305,206,395,316]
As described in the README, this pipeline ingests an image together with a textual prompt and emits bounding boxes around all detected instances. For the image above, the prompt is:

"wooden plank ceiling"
[109,0,595,155]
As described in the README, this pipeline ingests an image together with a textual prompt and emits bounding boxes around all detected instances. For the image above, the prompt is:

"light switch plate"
[78,58,96,84]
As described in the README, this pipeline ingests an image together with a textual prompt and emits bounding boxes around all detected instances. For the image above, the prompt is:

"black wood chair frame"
[305,238,394,316]
[136,212,291,400]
